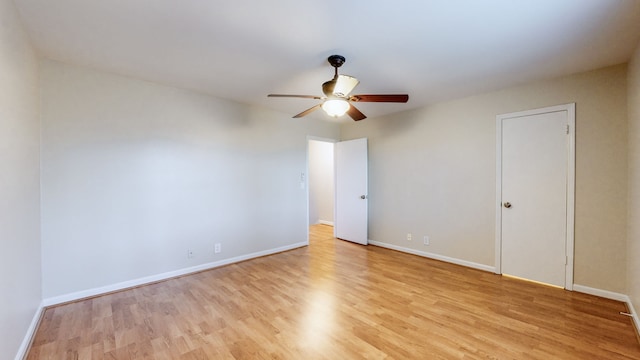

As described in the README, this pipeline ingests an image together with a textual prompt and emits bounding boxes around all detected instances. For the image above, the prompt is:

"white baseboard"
[318,220,334,226]
[368,240,496,273]
[42,242,307,307]
[15,301,45,360]
[628,300,640,339]
[573,284,640,337]
[572,284,628,302]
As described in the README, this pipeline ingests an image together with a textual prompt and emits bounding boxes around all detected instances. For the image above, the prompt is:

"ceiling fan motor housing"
[322,79,336,97]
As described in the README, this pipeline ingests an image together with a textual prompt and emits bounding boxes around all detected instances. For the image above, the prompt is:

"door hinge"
[565,256,568,265]
[566,124,570,135]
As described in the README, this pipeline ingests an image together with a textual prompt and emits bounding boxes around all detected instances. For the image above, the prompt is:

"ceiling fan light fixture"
[322,99,350,117]
[267,55,408,121]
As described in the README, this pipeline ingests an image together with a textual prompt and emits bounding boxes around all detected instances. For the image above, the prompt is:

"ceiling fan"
[268,55,409,121]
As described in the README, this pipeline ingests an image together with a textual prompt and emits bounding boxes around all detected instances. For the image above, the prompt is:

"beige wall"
[341,65,628,293]
[0,0,42,358]
[628,42,640,319]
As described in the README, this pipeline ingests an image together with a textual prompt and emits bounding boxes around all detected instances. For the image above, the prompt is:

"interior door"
[335,138,368,245]
[499,107,572,288]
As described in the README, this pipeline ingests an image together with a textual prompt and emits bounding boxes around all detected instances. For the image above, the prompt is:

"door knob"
[360,195,367,199]
[503,202,512,208]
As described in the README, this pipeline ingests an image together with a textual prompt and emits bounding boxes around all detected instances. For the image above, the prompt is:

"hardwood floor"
[27,224,640,359]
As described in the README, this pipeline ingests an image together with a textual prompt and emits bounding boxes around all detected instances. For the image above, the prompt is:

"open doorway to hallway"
[308,139,335,240]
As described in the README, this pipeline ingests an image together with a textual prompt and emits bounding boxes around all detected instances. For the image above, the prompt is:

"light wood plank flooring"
[27,224,640,359]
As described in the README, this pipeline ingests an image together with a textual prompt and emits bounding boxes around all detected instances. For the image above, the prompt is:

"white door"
[335,138,368,245]
[497,104,575,288]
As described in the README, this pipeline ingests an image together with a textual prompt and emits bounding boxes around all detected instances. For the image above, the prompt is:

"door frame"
[306,136,338,244]
[495,103,575,290]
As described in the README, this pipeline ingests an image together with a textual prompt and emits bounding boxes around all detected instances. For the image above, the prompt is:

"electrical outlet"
[214,243,221,254]
[424,236,430,245]
[407,233,412,241]
[187,249,194,258]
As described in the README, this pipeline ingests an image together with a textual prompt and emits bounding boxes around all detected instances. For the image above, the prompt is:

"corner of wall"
[627,39,640,340]
[0,0,44,358]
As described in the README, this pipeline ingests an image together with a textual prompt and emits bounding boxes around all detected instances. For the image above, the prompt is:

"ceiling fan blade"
[268,94,323,100]
[350,94,409,103]
[347,104,367,121]
[293,104,322,118]
[333,75,360,97]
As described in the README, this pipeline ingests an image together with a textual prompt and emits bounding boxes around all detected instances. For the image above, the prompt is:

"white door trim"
[495,103,575,290]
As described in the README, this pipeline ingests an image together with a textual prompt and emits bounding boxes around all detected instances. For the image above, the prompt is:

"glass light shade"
[322,99,350,117]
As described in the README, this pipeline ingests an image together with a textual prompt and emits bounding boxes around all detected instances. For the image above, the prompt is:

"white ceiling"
[13,0,640,121]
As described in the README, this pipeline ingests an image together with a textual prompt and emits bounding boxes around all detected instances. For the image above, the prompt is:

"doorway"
[307,137,369,246]
[495,104,575,289]
[308,139,335,228]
